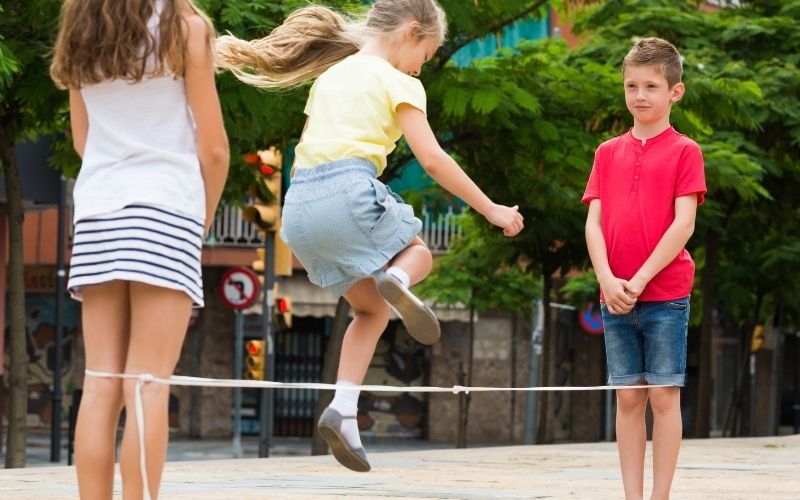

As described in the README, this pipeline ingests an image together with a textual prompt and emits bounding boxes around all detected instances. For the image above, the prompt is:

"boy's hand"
[623,275,649,299]
[601,277,637,315]
[485,204,524,237]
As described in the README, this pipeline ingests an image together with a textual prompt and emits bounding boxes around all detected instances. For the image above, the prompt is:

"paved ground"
[1,434,798,499]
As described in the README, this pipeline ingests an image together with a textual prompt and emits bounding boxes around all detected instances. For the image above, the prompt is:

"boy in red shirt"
[582,38,706,500]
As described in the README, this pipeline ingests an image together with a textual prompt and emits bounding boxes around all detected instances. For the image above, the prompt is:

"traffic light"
[244,147,292,277]
[751,324,765,352]
[243,147,282,232]
[244,340,265,380]
[275,295,292,328]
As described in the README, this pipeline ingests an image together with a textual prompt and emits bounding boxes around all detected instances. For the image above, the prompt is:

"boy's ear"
[671,82,686,103]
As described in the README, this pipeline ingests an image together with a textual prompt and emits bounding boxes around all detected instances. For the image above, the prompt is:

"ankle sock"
[386,266,410,288]
[328,381,363,449]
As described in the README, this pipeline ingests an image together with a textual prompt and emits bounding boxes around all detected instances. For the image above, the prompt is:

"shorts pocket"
[664,299,689,311]
[347,177,413,246]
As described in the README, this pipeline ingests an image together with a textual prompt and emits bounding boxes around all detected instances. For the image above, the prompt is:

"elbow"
[418,148,448,177]
[684,220,695,238]
[72,140,85,159]
[677,216,695,238]
[202,143,230,170]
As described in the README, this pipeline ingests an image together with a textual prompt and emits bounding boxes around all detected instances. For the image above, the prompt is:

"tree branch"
[430,0,549,75]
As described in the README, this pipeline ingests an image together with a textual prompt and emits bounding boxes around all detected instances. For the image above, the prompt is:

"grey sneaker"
[317,407,371,472]
[377,273,441,345]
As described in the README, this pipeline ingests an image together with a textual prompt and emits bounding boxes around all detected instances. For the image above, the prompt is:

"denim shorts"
[280,158,422,297]
[600,297,690,387]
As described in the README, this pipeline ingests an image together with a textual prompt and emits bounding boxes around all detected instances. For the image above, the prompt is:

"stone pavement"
[1,434,798,499]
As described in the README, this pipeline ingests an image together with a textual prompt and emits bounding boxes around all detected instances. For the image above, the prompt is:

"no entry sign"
[220,267,261,310]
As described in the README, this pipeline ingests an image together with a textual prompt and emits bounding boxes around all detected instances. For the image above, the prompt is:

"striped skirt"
[68,204,205,307]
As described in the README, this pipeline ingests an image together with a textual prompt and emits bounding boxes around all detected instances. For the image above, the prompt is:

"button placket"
[632,148,644,192]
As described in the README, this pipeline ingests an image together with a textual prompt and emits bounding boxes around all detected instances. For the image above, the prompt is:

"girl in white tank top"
[51,1,228,498]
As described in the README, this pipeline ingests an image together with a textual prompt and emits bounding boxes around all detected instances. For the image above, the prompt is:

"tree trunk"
[694,231,718,438]
[311,297,350,455]
[536,269,553,443]
[457,303,476,448]
[0,119,28,468]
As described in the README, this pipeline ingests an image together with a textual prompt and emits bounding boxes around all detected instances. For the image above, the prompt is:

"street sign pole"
[232,310,244,458]
[258,232,276,458]
[219,266,261,459]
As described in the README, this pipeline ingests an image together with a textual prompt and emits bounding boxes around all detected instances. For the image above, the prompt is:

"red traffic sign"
[579,301,604,336]
[220,267,261,310]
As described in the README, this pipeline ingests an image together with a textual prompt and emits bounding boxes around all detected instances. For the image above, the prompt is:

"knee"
[83,377,124,409]
[648,388,680,415]
[122,377,169,404]
[352,301,390,330]
[413,240,433,271]
[616,389,647,414]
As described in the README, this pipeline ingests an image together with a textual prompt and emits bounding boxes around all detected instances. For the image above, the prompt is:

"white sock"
[328,381,363,449]
[386,266,410,288]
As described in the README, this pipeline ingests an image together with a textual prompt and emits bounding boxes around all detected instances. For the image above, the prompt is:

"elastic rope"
[84,368,670,498]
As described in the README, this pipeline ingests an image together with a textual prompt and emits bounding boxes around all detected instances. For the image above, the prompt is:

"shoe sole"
[377,277,441,345]
[317,421,371,472]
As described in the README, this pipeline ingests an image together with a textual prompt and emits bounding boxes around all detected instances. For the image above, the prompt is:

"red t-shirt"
[582,126,707,301]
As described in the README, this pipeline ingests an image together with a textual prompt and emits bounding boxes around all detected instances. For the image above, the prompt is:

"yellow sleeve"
[304,80,318,116]
[386,76,427,114]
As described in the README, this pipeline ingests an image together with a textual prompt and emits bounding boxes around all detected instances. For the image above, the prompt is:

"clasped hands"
[601,275,648,315]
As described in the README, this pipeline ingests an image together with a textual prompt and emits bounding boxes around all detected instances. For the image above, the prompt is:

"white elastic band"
[84,368,670,498]
[134,375,152,500]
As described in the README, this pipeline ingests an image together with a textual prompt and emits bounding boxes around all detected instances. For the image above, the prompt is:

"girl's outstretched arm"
[397,103,523,237]
[184,13,229,233]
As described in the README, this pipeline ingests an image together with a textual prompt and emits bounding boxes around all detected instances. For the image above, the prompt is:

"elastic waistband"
[291,158,377,184]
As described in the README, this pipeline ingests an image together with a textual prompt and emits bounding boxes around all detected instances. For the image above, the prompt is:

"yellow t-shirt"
[294,54,427,176]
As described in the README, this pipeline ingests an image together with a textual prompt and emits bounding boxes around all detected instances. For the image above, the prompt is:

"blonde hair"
[50,0,215,89]
[216,0,447,89]
[622,37,683,88]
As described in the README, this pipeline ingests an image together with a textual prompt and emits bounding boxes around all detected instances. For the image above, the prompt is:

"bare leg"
[75,281,130,500]
[386,236,432,286]
[649,387,682,500]
[616,388,648,500]
[119,283,192,500]
[338,278,390,383]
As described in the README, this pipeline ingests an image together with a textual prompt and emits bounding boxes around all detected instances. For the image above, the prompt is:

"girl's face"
[394,23,441,77]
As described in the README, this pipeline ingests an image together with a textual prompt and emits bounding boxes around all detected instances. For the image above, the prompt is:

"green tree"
[0,0,66,467]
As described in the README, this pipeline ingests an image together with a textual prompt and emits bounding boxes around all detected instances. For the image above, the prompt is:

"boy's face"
[623,64,685,125]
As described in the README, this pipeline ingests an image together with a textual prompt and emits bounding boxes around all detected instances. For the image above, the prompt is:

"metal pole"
[523,299,543,444]
[749,352,756,436]
[258,232,276,457]
[50,174,66,463]
[794,330,800,434]
[232,310,244,458]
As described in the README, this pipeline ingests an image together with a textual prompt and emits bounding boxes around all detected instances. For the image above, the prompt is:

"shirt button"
[635,162,640,166]
[634,175,639,179]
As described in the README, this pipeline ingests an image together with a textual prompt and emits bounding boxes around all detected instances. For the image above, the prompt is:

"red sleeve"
[581,145,603,205]
[675,142,707,206]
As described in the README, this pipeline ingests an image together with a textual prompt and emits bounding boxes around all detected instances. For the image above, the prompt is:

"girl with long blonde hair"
[217,0,523,472]
[51,0,228,497]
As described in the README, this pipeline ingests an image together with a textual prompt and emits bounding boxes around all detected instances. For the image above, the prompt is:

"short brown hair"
[622,37,683,87]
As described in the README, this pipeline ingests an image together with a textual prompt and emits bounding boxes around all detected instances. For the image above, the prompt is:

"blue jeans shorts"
[600,297,690,387]
[280,158,422,297]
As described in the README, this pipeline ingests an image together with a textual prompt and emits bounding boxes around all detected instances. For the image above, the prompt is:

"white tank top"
[72,0,205,223]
